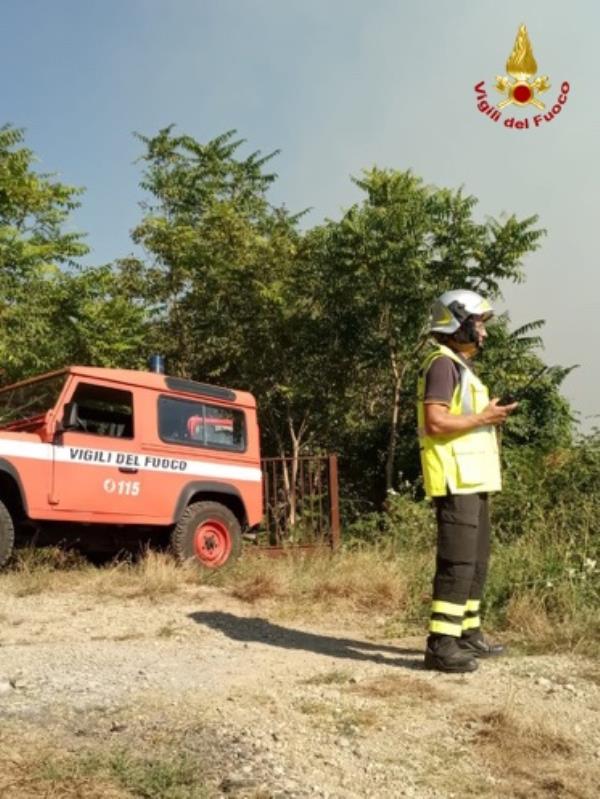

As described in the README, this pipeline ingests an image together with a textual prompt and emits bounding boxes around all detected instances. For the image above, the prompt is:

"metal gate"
[260,454,340,550]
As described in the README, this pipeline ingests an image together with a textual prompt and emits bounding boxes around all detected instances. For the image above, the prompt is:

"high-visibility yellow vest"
[417,345,502,497]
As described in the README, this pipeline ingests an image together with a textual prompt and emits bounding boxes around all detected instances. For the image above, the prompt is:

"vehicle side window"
[69,383,134,438]
[158,396,245,452]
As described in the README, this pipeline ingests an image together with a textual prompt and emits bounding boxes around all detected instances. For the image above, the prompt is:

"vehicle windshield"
[0,373,67,427]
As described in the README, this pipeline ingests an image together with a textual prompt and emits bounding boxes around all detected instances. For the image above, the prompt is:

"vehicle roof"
[0,366,256,407]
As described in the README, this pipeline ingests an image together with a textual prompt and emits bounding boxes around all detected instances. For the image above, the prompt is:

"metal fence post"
[328,454,341,550]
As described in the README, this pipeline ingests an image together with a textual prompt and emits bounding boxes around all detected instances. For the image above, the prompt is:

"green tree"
[0,125,147,379]
[50,263,149,369]
[129,127,353,524]
[129,128,574,516]
[305,168,549,492]
[129,128,309,445]
[0,125,88,378]
[479,316,575,451]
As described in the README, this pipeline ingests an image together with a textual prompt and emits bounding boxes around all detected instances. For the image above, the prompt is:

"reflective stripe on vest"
[417,345,502,498]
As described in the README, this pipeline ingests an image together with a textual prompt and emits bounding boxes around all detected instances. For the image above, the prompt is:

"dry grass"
[221,548,419,621]
[157,622,179,638]
[0,710,223,799]
[2,545,412,612]
[1,546,420,627]
[301,669,352,686]
[87,551,197,600]
[504,593,557,640]
[294,698,331,718]
[0,739,209,799]
[1,546,92,596]
[334,706,379,736]
[348,673,448,704]
[503,592,600,656]
[0,548,205,602]
[294,698,378,735]
[228,570,285,603]
[475,708,573,756]
[577,663,600,686]
[464,705,599,799]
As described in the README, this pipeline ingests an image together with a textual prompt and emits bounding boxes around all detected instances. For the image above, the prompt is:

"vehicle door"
[51,381,146,518]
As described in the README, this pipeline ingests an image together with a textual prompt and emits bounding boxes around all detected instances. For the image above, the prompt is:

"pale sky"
[2,1,597,427]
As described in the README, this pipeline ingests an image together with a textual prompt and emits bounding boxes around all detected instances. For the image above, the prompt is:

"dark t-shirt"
[424,353,470,406]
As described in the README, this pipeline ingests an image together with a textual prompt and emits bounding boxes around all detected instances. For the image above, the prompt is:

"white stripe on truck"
[0,439,262,482]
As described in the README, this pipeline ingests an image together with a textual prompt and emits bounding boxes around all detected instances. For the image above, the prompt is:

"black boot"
[458,629,505,658]
[424,634,478,673]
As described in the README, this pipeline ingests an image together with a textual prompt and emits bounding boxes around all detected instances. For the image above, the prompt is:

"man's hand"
[480,398,518,425]
[424,399,518,436]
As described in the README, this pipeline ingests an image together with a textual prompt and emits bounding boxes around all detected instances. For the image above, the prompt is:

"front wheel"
[0,499,15,569]
[171,501,242,569]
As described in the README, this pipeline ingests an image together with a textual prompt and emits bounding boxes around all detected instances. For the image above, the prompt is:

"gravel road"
[1,585,599,798]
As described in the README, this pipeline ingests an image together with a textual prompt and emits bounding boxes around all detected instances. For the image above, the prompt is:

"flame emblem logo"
[495,25,550,110]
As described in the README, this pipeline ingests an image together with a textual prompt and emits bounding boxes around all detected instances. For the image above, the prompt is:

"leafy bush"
[342,434,600,646]
[345,486,435,552]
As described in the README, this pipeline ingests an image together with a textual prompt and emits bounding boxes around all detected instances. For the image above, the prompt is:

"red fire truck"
[0,366,262,569]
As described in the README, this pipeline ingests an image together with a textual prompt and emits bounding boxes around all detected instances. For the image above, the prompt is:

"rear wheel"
[0,499,15,568]
[171,501,242,568]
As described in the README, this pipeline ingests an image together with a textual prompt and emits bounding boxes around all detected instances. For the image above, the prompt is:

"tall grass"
[224,546,432,623]
[338,439,600,649]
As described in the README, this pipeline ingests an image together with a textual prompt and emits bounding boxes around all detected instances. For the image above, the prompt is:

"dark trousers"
[429,492,490,637]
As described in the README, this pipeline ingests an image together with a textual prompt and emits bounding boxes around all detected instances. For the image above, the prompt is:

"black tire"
[171,501,242,569]
[0,499,15,569]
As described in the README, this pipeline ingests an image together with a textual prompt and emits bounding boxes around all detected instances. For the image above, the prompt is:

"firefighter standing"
[417,289,517,673]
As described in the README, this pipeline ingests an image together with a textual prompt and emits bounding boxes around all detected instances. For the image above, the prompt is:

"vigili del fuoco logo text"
[474,24,570,130]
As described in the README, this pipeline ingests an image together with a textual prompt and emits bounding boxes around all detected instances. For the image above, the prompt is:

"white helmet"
[429,289,494,335]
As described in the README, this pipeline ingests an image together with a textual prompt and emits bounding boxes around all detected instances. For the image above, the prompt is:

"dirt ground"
[1,584,599,798]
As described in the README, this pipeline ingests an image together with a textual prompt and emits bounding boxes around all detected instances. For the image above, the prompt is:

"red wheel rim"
[193,519,232,567]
